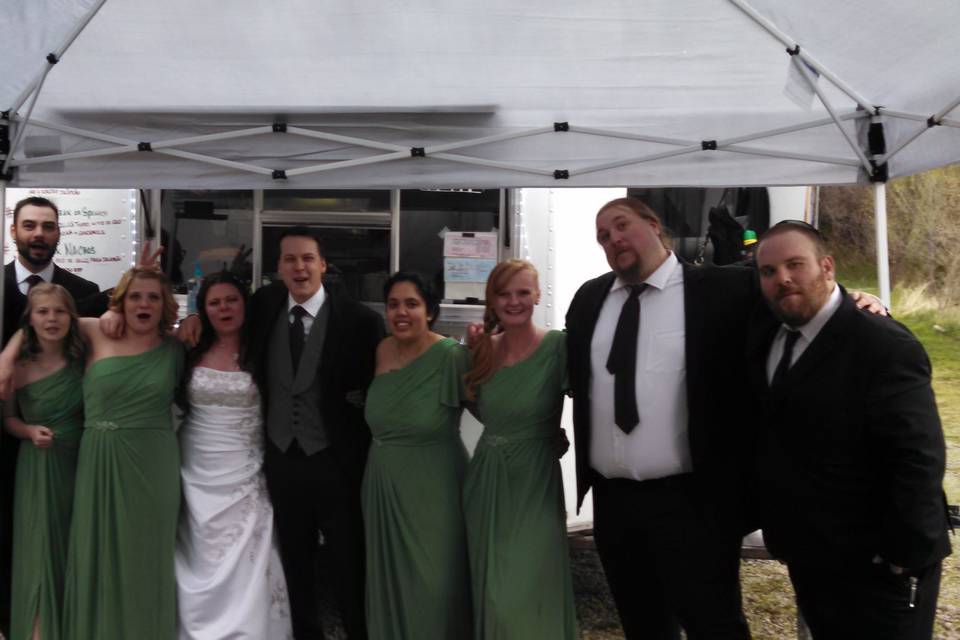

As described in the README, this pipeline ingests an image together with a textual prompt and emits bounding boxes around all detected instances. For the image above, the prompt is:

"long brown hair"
[110,267,179,334]
[18,283,86,368]
[597,197,673,250]
[463,259,539,400]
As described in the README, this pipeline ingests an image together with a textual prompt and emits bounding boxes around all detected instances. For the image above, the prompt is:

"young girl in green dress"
[3,284,86,640]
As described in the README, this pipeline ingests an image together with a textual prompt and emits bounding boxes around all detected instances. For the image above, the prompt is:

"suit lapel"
[314,288,343,390]
[578,272,616,361]
[272,304,296,389]
[747,304,780,402]
[681,264,707,409]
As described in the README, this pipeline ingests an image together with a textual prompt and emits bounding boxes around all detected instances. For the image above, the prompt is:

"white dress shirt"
[589,252,693,481]
[14,260,55,295]
[287,285,326,337]
[766,283,842,385]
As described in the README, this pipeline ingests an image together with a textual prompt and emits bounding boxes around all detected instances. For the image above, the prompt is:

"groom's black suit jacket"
[245,281,384,486]
[566,262,760,535]
[748,288,951,569]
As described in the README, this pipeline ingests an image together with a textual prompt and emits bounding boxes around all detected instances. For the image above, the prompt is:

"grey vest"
[266,302,331,454]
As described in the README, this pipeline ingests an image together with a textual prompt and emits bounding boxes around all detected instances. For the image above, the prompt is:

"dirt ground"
[573,545,960,640]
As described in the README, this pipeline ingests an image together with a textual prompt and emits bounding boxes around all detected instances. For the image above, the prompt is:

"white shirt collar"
[785,283,842,344]
[287,284,326,318]
[14,258,55,286]
[611,251,679,293]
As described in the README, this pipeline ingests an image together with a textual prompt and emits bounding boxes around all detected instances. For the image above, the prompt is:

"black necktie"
[606,283,647,434]
[25,274,44,291]
[771,329,800,388]
[289,305,307,372]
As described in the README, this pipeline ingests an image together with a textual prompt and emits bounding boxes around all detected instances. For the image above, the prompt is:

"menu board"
[4,188,138,291]
[442,231,498,300]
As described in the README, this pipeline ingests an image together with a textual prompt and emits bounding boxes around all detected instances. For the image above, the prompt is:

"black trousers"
[788,558,942,640]
[592,473,751,640]
[265,440,367,640]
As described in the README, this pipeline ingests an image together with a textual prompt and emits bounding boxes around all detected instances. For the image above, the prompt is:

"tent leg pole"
[149,189,162,251]
[0,180,6,342]
[874,182,891,308]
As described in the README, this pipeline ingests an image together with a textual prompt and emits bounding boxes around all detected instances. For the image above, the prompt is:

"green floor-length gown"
[362,338,473,640]
[9,366,84,640]
[62,339,184,640]
[464,329,577,640]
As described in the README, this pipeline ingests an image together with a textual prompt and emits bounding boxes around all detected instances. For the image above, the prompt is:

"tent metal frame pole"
[430,153,556,177]
[149,189,162,249]
[792,56,873,174]
[3,68,54,174]
[7,0,110,115]
[285,127,408,152]
[726,0,874,112]
[4,0,111,175]
[155,148,275,177]
[571,111,866,148]
[10,114,133,144]
[874,183,891,307]
[717,112,866,146]
[252,190,263,290]
[0,181,6,343]
[574,143,703,176]
[150,126,274,149]
[16,145,144,166]
[425,127,554,154]
[285,151,410,177]
[720,146,860,167]
[881,94,960,164]
[880,109,960,128]
[390,190,400,273]
[12,125,278,166]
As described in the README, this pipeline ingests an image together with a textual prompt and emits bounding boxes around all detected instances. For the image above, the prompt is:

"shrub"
[819,165,960,308]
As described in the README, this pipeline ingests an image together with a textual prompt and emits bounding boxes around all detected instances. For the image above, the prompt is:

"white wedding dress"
[175,367,293,640]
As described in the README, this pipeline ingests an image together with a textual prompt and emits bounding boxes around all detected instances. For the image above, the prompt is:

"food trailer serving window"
[161,190,255,290]
[399,189,501,303]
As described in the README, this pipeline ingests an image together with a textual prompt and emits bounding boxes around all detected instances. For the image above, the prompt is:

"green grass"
[902,312,960,504]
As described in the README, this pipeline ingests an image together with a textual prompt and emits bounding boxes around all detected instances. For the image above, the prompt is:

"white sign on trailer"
[4,188,138,291]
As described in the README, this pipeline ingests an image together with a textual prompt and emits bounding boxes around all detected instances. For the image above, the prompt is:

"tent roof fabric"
[2,0,958,188]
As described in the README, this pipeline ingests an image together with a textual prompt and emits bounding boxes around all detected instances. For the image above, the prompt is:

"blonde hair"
[463,259,539,400]
[110,267,179,333]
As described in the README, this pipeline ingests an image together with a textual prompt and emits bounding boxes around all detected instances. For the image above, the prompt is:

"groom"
[248,227,384,639]
[180,226,383,639]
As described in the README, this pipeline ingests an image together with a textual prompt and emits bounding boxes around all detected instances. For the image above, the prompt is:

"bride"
[174,271,291,640]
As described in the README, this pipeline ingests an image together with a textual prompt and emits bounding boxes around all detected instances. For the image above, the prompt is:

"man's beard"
[17,239,58,268]
[769,276,831,327]
[612,251,644,284]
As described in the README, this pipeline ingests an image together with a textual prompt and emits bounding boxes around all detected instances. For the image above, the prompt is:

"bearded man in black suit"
[565,197,756,639]
[750,221,950,639]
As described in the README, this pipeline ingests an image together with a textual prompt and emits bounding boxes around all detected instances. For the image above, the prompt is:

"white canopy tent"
[2,0,960,303]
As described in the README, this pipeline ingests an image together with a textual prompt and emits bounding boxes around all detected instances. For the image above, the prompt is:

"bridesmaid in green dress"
[363,272,472,640]
[62,266,184,640]
[3,284,85,640]
[462,259,577,640]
